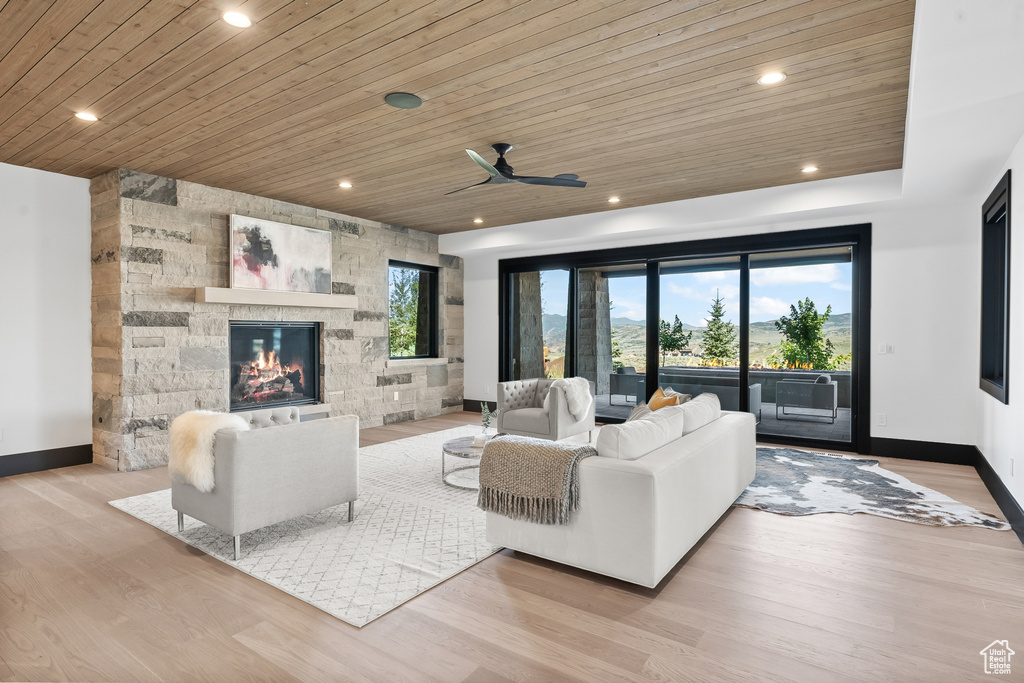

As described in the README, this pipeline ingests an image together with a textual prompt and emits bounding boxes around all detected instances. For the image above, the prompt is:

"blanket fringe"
[478,487,578,526]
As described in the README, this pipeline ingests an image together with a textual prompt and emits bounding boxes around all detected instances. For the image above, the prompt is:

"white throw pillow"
[679,392,721,436]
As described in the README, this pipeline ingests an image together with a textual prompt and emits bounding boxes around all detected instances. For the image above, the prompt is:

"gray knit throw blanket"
[477,434,596,525]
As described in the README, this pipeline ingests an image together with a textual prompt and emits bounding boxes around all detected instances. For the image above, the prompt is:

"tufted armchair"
[495,378,595,441]
[171,406,359,559]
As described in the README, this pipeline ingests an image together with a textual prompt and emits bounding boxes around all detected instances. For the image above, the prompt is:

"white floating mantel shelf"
[195,287,358,309]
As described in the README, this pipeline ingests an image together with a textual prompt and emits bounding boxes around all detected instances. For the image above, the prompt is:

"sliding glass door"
[498,225,869,452]
[508,269,569,380]
[658,257,742,412]
[576,264,648,421]
[747,248,854,444]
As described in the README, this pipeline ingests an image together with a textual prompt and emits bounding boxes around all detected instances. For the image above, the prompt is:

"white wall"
[0,162,92,457]
[446,187,980,448]
[977,130,1024,508]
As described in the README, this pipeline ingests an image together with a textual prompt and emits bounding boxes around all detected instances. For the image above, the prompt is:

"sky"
[539,263,852,326]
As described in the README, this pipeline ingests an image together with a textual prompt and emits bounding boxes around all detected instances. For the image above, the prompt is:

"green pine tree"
[659,315,692,365]
[700,290,737,366]
[388,267,420,356]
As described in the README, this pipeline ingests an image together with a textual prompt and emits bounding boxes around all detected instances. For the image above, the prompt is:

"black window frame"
[387,260,439,360]
[980,170,1011,404]
[498,224,871,454]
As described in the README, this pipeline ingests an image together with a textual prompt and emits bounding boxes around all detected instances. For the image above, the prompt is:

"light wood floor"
[1,412,1022,682]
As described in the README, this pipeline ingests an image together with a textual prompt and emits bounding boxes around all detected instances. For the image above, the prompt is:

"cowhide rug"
[735,447,1010,530]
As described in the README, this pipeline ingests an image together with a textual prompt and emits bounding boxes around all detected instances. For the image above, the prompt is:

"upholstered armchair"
[171,407,359,560]
[495,378,595,441]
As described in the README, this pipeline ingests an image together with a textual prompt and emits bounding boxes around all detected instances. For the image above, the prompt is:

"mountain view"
[542,312,852,370]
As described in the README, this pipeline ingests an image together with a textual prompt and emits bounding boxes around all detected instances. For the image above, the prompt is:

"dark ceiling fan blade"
[444,177,494,195]
[514,175,587,188]
[466,149,500,178]
[448,143,587,195]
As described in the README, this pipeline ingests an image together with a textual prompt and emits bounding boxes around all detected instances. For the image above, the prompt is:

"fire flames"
[232,349,304,404]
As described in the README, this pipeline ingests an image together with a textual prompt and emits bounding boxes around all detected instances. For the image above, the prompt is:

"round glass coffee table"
[441,435,488,490]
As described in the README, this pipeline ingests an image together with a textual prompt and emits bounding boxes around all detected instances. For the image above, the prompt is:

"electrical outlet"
[0,426,4,442]
[878,343,887,355]
[877,413,887,426]
[886,344,895,354]
[393,391,399,401]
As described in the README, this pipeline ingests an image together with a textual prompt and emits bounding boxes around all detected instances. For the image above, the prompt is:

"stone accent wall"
[90,169,464,471]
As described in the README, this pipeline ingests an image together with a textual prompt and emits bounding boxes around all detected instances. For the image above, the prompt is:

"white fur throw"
[551,377,593,421]
[168,411,249,492]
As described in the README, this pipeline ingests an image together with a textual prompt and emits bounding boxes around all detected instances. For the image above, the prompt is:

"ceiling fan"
[446,143,587,195]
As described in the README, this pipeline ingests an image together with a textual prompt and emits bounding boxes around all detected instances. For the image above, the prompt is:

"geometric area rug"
[734,446,1010,530]
[109,424,501,628]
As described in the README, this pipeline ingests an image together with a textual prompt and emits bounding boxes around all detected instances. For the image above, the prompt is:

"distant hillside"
[542,311,851,369]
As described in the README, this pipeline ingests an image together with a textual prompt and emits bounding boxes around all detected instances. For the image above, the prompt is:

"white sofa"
[485,394,756,587]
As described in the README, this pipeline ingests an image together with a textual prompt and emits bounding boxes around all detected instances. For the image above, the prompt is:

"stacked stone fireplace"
[91,169,464,471]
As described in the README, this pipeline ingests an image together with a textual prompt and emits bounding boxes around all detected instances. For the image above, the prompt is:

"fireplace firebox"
[229,321,320,411]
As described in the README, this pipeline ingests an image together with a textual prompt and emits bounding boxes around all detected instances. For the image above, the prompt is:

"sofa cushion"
[596,405,683,460]
[502,407,550,434]
[679,392,721,435]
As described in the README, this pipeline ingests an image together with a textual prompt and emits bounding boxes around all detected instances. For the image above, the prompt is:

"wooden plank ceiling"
[0,0,915,234]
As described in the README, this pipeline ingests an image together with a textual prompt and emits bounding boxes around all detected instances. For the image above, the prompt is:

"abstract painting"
[230,215,332,293]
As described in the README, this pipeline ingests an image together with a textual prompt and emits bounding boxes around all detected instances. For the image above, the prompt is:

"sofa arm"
[810,382,838,410]
[548,385,596,440]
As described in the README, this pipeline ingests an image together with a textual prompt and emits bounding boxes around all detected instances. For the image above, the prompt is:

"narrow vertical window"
[388,261,439,358]
[980,170,1011,403]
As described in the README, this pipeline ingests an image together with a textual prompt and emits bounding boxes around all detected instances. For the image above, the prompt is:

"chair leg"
[348,500,354,523]
[177,511,184,532]
[233,536,241,561]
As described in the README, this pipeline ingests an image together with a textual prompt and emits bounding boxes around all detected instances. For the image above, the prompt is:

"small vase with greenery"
[480,402,500,433]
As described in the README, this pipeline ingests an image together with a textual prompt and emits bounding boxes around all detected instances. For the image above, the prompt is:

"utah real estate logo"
[980,640,1014,675]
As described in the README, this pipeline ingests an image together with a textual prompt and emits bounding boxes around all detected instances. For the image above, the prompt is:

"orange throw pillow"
[649,387,679,411]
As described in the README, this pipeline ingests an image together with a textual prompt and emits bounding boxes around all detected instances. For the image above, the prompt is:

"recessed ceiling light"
[473,218,483,224]
[75,112,98,122]
[757,72,787,85]
[339,181,352,189]
[608,196,620,203]
[384,92,423,109]
[223,11,251,28]
[802,165,819,173]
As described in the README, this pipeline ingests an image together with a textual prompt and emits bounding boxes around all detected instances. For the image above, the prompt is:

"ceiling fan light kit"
[447,142,587,195]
